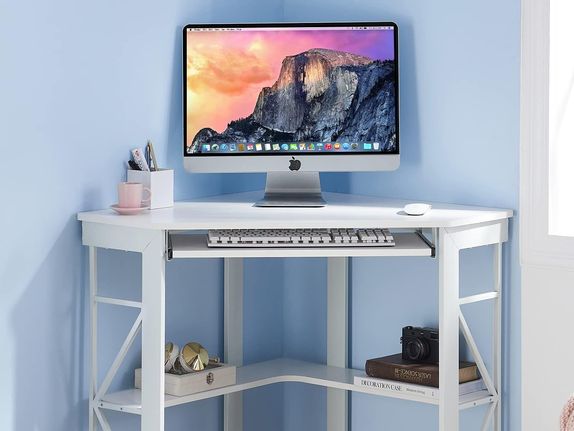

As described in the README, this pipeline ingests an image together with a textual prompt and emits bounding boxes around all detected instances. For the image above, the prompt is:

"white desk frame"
[78,192,511,431]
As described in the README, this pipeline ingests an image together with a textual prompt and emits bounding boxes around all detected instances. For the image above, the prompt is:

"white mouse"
[403,203,431,216]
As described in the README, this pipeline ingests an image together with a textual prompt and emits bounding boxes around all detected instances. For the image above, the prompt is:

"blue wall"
[280,1,521,430]
[0,0,282,430]
[0,0,520,430]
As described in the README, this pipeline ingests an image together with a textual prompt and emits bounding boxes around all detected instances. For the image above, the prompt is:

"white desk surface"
[77,191,512,230]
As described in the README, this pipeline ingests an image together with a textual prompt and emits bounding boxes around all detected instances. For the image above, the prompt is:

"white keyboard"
[207,228,395,248]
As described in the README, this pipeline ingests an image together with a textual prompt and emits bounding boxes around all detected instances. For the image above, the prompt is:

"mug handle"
[142,187,152,207]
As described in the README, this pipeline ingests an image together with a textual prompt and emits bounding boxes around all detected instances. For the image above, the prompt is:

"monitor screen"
[184,23,398,157]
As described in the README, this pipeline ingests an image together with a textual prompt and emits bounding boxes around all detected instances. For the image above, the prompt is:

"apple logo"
[289,156,301,171]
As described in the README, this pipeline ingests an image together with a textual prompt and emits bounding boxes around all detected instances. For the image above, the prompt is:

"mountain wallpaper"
[186,29,397,153]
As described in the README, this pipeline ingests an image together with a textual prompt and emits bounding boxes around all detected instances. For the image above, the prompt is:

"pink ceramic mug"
[118,182,151,208]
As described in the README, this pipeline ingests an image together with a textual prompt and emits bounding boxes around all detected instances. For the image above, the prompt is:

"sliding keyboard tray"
[168,231,435,259]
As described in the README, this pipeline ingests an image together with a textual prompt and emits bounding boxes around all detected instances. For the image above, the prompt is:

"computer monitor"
[183,22,399,206]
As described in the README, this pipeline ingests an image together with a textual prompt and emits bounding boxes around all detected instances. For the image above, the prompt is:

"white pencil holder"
[127,169,174,209]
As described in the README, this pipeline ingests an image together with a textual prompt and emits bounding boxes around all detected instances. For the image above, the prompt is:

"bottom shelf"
[99,358,495,415]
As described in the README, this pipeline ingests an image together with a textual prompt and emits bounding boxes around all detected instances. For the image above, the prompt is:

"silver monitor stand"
[255,171,326,207]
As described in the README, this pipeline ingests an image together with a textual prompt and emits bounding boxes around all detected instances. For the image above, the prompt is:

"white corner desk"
[78,191,512,431]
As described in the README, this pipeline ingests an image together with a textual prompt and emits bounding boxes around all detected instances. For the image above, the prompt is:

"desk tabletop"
[77,192,512,230]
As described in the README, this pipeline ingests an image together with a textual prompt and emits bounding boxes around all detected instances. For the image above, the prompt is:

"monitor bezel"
[183,21,399,173]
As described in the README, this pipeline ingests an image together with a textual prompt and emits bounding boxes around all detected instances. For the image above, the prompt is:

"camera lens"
[405,339,429,361]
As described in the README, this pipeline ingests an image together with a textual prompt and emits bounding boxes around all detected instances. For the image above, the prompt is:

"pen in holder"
[127,168,174,209]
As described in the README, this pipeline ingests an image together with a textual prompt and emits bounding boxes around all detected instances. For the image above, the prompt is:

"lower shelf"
[99,359,495,415]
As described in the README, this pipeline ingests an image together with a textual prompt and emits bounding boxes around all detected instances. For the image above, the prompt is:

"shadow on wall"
[11,217,85,430]
[391,18,421,167]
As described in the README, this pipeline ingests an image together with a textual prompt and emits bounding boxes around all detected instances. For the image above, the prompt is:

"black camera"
[401,326,439,364]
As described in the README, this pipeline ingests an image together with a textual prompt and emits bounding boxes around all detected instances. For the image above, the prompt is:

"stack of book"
[354,353,485,400]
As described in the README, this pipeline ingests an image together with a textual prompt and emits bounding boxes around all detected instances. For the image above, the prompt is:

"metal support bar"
[480,402,496,431]
[141,231,166,431]
[89,247,98,431]
[95,312,143,402]
[493,243,502,431]
[459,292,499,305]
[224,258,244,431]
[327,257,349,431]
[94,407,112,431]
[95,296,143,308]
[458,310,497,397]
[438,230,460,431]
[97,401,140,415]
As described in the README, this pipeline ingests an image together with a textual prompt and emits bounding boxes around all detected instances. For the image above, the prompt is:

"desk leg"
[493,243,502,431]
[327,257,349,431]
[141,232,166,431]
[89,247,98,431]
[438,230,459,431]
[224,258,244,431]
